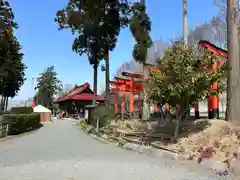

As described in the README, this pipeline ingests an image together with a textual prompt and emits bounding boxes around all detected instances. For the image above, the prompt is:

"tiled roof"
[54,82,105,102]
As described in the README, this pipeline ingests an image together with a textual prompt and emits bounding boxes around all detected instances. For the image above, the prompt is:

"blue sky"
[9,0,219,100]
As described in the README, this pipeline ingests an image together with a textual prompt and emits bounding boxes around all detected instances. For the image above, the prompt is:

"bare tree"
[146,40,168,64]
[57,84,73,98]
[113,40,168,77]
[214,0,227,18]
[227,0,240,128]
[187,16,226,47]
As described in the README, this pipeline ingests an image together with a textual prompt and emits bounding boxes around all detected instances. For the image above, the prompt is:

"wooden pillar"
[211,81,219,119]
[114,92,119,113]
[121,86,126,118]
[209,63,218,119]
[129,80,134,118]
[208,96,212,119]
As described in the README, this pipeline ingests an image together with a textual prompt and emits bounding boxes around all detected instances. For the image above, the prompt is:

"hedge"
[0,111,10,115]
[0,113,41,135]
[10,106,33,114]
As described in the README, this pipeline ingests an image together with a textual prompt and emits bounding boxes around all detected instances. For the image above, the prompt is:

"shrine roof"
[54,82,105,102]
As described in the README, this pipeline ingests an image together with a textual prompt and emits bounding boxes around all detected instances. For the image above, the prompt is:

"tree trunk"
[0,96,3,110]
[92,63,98,105]
[174,103,189,138]
[225,93,228,120]
[174,105,184,139]
[142,64,150,120]
[105,51,110,106]
[139,0,150,121]
[1,96,4,110]
[227,0,240,129]
[2,96,6,111]
[174,113,180,139]
[5,97,8,111]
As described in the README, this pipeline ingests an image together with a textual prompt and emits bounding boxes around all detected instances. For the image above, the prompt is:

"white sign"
[84,110,88,120]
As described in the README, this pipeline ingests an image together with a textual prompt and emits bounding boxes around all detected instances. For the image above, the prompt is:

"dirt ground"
[162,120,240,161]
[108,119,240,162]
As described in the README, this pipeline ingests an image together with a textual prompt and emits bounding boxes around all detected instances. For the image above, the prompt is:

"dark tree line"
[34,65,62,110]
[0,0,26,111]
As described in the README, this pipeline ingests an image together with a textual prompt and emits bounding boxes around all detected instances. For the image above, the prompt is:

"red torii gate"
[110,81,126,115]
[199,40,228,58]
[115,76,143,114]
[110,66,168,119]
[110,77,143,118]
[197,40,226,119]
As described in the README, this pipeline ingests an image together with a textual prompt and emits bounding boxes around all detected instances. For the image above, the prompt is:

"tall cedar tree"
[55,0,130,104]
[129,2,152,120]
[0,0,26,110]
[35,65,62,109]
[148,42,225,137]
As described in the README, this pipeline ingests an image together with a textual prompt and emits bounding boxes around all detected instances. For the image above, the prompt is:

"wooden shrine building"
[54,82,105,114]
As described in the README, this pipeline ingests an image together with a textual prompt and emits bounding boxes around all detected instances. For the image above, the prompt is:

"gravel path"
[0,120,231,180]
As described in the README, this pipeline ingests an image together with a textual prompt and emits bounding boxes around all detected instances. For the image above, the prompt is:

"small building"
[54,82,105,114]
[33,105,52,122]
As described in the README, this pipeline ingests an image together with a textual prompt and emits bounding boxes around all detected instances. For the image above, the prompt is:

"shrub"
[0,113,41,135]
[79,120,88,128]
[10,106,33,114]
[91,105,115,127]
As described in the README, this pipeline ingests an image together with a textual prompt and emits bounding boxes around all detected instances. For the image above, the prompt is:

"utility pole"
[183,0,187,47]
[183,0,191,118]
[227,0,240,129]
[32,76,35,96]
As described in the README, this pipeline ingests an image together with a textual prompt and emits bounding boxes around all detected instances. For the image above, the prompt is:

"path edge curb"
[79,125,231,176]
[0,135,16,142]
[80,126,187,161]
[0,128,40,142]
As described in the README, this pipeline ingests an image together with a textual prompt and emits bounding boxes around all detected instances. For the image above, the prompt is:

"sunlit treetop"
[129,2,152,63]
[55,0,131,64]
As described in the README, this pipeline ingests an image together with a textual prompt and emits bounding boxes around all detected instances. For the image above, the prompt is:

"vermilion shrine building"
[54,82,105,114]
